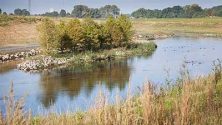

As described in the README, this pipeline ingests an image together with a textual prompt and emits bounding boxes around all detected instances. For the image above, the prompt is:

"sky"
[0,0,222,14]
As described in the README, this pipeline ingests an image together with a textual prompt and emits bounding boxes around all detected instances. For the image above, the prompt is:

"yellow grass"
[133,17,222,37]
[1,16,222,46]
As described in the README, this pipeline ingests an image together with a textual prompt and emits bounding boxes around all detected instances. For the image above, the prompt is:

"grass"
[1,16,222,46]
[1,62,222,125]
[133,17,222,37]
[25,42,157,71]
[0,15,42,26]
[0,15,42,46]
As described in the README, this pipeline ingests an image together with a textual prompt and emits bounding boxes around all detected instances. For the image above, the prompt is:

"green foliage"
[59,9,66,17]
[99,5,120,18]
[131,4,222,18]
[14,8,30,16]
[38,16,133,54]
[211,5,222,17]
[82,18,103,50]
[0,8,2,14]
[104,16,133,48]
[71,5,90,18]
[116,16,133,44]
[56,21,72,52]
[71,4,120,18]
[3,12,7,15]
[66,19,84,51]
[37,19,58,54]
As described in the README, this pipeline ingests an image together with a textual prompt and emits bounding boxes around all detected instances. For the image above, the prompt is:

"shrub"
[116,15,133,44]
[66,19,85,51]
[104,16,122,48]
[37,16,134,54]
[104,16,133,48]
[82,18,103,51]
[37,19,58,54]
[56,21,72,53]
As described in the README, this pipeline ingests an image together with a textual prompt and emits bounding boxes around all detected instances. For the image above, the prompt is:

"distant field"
[133,18,222,37]
[0,16,222,46]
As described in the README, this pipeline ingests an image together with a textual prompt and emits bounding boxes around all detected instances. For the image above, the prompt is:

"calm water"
[1,37,222,115]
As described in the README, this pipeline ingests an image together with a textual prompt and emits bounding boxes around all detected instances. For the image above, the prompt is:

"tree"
[21,9,30,16]
[71,5,90,18]
[14,8,30,16]
[60,9,66,17]
[211,5,222,17]
[161,6,185,18]
[3,12,7,15]
[14,8,22,15]
[89,8,101,18]
[51,11,59,17]
[66,12,71,17]
[43,11,59,17]
[131,8,148,18]
[184,4,203,18]
[100,5,120,18]
[0,9,2,14]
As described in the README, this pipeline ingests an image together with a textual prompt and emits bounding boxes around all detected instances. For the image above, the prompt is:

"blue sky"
[1,0,222,14]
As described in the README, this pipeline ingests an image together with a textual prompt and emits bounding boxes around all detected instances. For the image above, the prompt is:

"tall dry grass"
[0,83,32,125]
[1,64,222,125]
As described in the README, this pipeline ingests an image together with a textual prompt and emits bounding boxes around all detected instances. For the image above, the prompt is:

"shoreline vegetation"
[16,16,158,72]
[17,42,157,72]
[1,62,222,124]
[1,4,222,125]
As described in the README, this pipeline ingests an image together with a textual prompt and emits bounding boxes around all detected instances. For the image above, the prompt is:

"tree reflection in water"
[39,59,131,108]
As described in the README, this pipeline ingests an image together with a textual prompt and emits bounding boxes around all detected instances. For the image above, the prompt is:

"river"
[0,37,222,115]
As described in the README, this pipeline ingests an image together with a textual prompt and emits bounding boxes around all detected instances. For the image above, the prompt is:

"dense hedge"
[37,16,133,54]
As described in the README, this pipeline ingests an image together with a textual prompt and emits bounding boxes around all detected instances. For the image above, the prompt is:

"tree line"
[38,16,133,54]
[41,5,120,18]
[1,4,222,18]
[131,4,222,18]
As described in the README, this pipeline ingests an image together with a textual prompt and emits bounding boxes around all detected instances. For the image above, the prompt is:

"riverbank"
[1,16,222,46]
[17,42,157,72]
[1,62,222,125]
[0,49,40,63]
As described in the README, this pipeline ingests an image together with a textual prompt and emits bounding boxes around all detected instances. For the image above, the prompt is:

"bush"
[37,16,134,54]
[116,16,133,44]
[82,18,103,51]
[66,19,84,51]
[104,16,133,48]
[37,19,58,54]
[56,21,72,53]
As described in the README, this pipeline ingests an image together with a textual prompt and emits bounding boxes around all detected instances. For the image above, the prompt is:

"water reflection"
[0,61,19,74]
[39,60,131,108]
[1,37,222,114]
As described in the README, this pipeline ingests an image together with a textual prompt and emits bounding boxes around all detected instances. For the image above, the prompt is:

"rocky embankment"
[0,49,40,63]
[17,56,67,71]
[16,54,116,72]
[16,41,157,72]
